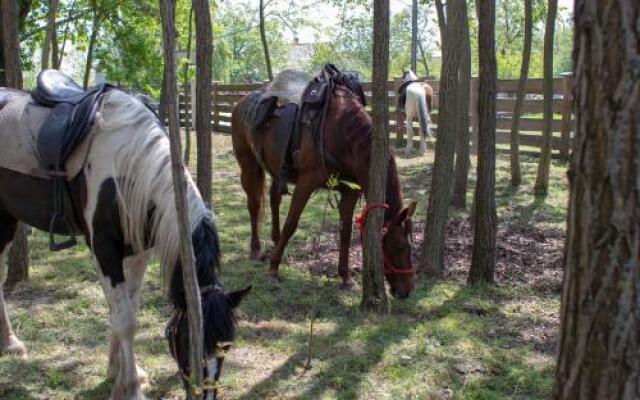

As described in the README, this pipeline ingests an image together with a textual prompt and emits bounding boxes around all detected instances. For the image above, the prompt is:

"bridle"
[354,203,416,276]
[164,285,232,395]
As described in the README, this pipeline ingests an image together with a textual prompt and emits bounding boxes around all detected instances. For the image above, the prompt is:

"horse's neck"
[359,155,402,223]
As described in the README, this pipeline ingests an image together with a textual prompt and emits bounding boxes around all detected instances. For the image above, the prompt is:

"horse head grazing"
[381,201,417,299]
[166,216,251,399]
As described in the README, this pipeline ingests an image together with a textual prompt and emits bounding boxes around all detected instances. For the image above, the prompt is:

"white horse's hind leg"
[405,117,413,156]
[0,247,27,358]
[108,250,152,389]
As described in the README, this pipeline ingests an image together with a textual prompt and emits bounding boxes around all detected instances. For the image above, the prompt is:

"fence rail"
[178,74,574,158]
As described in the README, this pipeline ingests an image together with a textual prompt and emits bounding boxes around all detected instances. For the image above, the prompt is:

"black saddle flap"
[243,91,278,130]
[32,69,88,107]
[301,79,328,108]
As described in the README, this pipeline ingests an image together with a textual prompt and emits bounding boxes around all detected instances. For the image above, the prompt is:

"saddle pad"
[0,90,92,180]
[264,69,312,106]
[270,103,298,176]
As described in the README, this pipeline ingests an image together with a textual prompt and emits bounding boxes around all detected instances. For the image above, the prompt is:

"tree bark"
[553,2,640,398]
[533,0,557,195]
[83,1,100,90]
[192,0,213,206]
[41,0,58,70]
[450,0,471,209]
[183,5,193,165]
[361,0,389,313]
[259,0,273,81]
[160,0,204,398]
[410,0,417,72]
[509,0,533,187]
[419,0,463,278]
[2,0,28,287]
[467,0,497,286]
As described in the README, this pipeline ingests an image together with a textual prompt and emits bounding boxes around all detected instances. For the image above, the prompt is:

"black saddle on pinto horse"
[31,69,113,251]
[242,64,365,194]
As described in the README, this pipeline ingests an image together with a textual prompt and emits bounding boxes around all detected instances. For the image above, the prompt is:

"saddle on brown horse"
[242,64,365,194]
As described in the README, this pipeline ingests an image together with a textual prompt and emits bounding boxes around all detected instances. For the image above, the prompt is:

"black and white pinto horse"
[0,88,250,399]
[399,70,433,156]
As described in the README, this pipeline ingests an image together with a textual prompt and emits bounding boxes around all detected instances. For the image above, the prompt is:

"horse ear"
[226,285,252,308]
[395,201,417,225]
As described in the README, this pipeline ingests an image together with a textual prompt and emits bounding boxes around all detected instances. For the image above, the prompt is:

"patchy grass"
[0,135,567,399]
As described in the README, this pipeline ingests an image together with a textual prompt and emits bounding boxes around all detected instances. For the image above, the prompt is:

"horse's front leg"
[269,180,282,245]
[0,217,27,357]
[267,181,315,282]
[337,190,359,290]
[108,251,152,389]
[93,239,144,400]
[405,117,413,156]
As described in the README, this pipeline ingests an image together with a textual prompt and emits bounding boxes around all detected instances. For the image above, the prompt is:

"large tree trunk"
[533,0,557,195]
[467,0,497,286]
[509,0,533,187]
[192,0,213,206]
[410,0,417,72]
[160,0,204,398]
[419,0,463,278]
[259,0,273,81]
[450,0,471,210]
[83,2,100,90]
[2,0,27,287]
[361,0,390,313]
[553,2,640,398]
[183,5,194,165]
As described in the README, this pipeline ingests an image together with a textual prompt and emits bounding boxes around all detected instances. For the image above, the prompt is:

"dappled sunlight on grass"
[0,135,566,399]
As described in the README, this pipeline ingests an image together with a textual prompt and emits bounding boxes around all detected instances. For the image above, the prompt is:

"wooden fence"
[178,74,574,158]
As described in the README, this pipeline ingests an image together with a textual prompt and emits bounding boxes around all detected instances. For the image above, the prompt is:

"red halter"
[355,203,415,275]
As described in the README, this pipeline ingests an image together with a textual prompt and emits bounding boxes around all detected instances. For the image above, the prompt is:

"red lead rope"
[355,203,415,275]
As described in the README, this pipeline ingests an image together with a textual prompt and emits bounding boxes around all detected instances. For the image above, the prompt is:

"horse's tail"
[417,91,430,138]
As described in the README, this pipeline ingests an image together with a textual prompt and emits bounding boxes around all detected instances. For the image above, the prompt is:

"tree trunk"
[41,0,58,70]
[509,0,533,187]
[2,0,27,287]
[410,0,417,72]
[533,0,557,195]
[450,0,471,210]
[434,0,446,47]
[83,2,100,90]
[160,0,204,398]
[361,0,389,313]
[192,0,213,206]
[467,0,497,286]
[419,0,463,278]
[259,0,273,81]
[183,5,194,165]
[553,2,640,398]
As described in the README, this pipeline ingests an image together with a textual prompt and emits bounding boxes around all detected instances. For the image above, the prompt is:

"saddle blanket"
[0,90,91,180]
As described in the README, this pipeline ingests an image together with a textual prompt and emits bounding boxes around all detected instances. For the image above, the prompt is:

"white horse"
[0,85,250,399]
[398,70,434,156]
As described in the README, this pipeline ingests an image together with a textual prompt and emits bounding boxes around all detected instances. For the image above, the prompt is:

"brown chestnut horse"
[231,70,417,298]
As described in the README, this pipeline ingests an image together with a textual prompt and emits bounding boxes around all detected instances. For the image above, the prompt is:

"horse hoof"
[1,335,27,358]
[136,364,150,389]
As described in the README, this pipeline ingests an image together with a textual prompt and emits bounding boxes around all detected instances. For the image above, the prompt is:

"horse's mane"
[96,90,213,297]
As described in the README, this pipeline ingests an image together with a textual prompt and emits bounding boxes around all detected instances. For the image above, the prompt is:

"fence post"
[190,79,197,130]
[560,72,573,160]
[212,80,220,132]
[393,76,404,145]
[469,77,479,154]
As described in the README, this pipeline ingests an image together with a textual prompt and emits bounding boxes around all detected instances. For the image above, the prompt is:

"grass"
[0,134,568,400]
